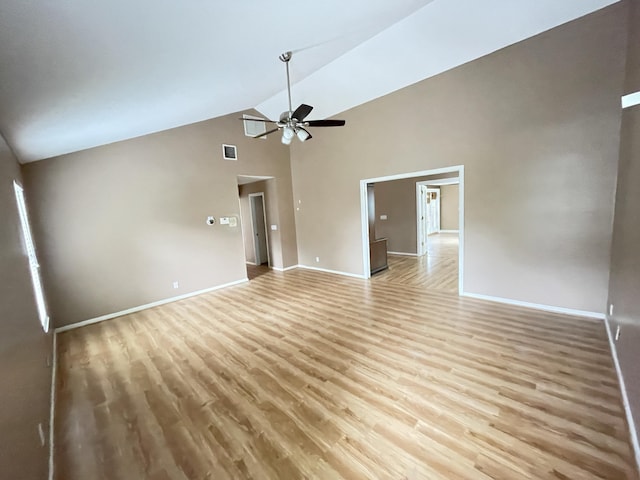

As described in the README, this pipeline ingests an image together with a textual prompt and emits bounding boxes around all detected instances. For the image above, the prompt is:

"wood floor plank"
[55,267,638,479]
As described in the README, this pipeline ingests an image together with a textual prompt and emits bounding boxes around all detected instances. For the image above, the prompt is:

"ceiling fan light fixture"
[282,126,295,145]
[296,128,310,142]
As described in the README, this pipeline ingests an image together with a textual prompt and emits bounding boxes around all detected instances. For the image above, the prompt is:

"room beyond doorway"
[237,175,274,280]
[360,165,464,294]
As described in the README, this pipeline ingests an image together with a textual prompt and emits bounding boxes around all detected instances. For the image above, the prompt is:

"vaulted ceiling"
[0,0,618,163]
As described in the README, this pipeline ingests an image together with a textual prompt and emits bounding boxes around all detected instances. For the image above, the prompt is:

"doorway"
[249,193,270,266]
[237,175,274,281]
[360,165,464,294]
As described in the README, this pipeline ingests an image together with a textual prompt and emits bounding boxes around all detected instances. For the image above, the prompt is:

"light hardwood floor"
[55,268,638,480]
[246,263,270,281]
[374,233,459,293]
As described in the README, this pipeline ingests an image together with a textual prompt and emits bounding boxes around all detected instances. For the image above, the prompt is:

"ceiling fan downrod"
[279,51,293,118]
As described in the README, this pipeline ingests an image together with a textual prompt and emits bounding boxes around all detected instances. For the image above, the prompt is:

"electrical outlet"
[315,257,320,263]
[38,423,45,447]
[609,304,614,316]
[172,281,179,289]
[615,326,621,341]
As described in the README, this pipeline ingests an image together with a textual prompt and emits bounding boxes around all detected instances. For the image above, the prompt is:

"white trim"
[416,183,426,256]
[622,91,640,109]
[360,181,370,276]
[298,264,366,279]
[48,332,57,480]
[605,317,640,474]
[420,178,460,186]
[361,165,465,287]
[387,251,418,256]
[461,292,605,320]
[271,265,299,272]
[458,167,465,294]
[55,278,249,333]
[439,230,459,234]
[14,181,50,332]
[245,261,257,266]
[361,165,465,184]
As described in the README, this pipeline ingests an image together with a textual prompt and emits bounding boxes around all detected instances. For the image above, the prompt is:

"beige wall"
[440,184,459,231]
[608,0,640,456]
[238,180,281,265]
[290,4,626,313]
[22,111,298,327]
[0,135,52,480]
[374,178,419,253]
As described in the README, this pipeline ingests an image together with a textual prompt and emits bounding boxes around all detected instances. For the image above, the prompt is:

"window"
[13,181,49,332]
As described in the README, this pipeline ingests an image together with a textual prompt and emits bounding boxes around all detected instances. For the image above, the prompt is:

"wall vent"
[222,144,237,161]
[242,114,267,139]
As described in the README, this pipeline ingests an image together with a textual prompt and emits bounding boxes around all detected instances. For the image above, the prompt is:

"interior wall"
[374,173,458,254]
[0,135,52,480]
[290,4,626,313]
[374,178,419,254]
[440,184,459,231]
[607,0,640,461]
[238,180,281,266]
[22,111,298,328]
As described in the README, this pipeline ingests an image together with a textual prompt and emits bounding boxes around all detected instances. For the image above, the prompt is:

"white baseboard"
[439,230,459,234]
[605,317,640,474]
[271,265,299,272]
[461,292,605,320]
[388,251,418,257]
[298,264,366,279]
[55,278,249,333]
[48,332,57,480]
[245,261,257,266]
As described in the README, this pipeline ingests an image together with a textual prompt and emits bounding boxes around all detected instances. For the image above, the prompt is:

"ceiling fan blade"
[253,127,280,139]
[306,119,346,127]
[239,118,276,123]
[291,104,313,121]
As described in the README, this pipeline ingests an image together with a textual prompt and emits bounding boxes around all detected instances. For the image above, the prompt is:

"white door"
[426,188,441,235]
[417,185,428,256]
[13,181,49,332]
[250,193,269,265]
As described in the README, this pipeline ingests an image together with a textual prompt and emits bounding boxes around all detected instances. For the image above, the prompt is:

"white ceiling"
[0,0,618,163]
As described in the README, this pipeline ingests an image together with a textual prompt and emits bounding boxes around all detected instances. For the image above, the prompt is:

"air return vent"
[242,114,267,138]
[222,144,237,160]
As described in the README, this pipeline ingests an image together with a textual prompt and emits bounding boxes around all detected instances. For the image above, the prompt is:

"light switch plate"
[271,225,277,230]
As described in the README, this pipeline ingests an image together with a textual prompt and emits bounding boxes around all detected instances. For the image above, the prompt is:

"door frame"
[359,165,465,294]
[248,192,270,267]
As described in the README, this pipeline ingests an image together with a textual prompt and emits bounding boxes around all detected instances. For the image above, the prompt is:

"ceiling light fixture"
[281,126,295,145]
[241,51,345,145]
[296,128,311,142]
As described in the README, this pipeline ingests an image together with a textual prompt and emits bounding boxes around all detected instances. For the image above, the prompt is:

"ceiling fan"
[243,51,346,144]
